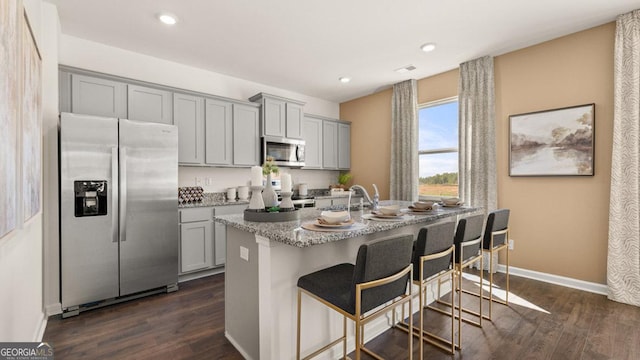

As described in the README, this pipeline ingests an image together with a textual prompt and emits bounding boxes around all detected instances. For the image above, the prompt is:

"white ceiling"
[46,0,639,103]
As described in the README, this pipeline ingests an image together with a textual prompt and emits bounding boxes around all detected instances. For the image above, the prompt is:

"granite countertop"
[214,201,479,248]
[179,199,250,208]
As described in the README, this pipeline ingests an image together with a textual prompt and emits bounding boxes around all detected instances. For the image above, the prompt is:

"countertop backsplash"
[178,188,348,208]
[178,186,205,205]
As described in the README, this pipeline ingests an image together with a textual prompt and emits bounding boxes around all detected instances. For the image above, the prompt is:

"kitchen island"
[214,202,478,360]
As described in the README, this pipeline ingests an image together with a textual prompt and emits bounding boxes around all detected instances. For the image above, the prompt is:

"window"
[418,97,459,199]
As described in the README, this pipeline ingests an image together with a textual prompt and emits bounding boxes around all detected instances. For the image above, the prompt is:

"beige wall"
[340,88,393,199]
[340,23,615,284]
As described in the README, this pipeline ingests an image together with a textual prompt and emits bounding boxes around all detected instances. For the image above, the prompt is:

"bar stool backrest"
[454,214,485,263]
[482,209,510,250]
[351,234,414,314]
[412,222,456,281]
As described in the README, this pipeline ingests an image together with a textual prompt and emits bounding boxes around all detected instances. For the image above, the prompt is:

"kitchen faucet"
[349,184,379,210]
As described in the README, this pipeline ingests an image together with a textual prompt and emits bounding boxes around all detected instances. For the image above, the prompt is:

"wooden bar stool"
[397,221,458,358]
[296,234,415,360]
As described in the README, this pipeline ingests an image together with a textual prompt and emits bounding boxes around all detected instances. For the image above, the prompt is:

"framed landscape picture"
[509,103,595,176]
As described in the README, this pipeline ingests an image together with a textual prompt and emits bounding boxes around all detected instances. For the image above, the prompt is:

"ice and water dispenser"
[74,181,108,217]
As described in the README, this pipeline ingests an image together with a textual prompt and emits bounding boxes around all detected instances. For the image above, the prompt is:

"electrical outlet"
[205,177,212,186]
[240,246,249,261]
[508,239,514,250]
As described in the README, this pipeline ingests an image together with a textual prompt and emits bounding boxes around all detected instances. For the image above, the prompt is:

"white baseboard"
[496,264,608,295]
[34,312,47,342]
[225,331,255,360]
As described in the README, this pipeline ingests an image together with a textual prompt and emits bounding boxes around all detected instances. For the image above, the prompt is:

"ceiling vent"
[395,65,416,73]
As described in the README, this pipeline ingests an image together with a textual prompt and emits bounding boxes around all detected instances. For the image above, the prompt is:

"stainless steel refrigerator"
[60,112,179,317]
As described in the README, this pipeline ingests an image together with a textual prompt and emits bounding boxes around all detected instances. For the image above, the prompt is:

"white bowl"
[378,205,401,215]
[442,197,460,205]
[320,210,350,224]
[413,201,434,209]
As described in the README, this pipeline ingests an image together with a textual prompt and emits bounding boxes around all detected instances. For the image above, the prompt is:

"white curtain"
[390,79,418,201]
[608,9,640,307]
[458,56,497,214]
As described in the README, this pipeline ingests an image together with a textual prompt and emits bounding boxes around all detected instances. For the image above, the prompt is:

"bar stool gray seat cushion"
[412,222,456,281]
[297,234,414,315]
[482,209,510,250]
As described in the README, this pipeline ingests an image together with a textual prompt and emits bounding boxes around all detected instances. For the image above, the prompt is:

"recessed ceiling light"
[339,77,351,83]
[420,43,436,52]
[158,13,177,25]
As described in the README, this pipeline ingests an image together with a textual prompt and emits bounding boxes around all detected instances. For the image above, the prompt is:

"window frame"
[417,96,459,201]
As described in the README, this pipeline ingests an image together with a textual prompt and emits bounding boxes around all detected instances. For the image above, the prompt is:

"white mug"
[298,183,308,196]
[227,187,237,202]
[237,186,249,200]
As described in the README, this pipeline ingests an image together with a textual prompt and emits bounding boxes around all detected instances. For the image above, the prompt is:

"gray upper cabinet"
[59,68,291,169]
[71,74,127,118]
[286,102,303,139]
[323,120,338,169]
[205,98,233,165]
[302,115,323,169]
[233,104,260,166]
[127,85,173,124]
[318,117,351,170]
[338,122,351,169]
[174,93,205,164]
[263,97,286,137]
[249,93,305,139]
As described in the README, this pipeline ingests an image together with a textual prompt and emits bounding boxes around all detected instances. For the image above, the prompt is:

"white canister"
[237,186,249,200]
[226,187,237,202]
[298,183,308,196]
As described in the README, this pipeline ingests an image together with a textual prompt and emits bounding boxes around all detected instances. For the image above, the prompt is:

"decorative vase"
[262,173,279,208]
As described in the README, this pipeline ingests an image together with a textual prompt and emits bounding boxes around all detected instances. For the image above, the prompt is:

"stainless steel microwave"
[262,136,305,167]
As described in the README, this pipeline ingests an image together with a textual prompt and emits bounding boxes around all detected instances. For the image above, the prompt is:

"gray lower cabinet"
[315,197,351,208]
[205,98,233,165]
[127,84,173,124]
[174,93,205,164]
[323,121,339,169]
[179,208,214,274]
[314,198,332,208]
[213,204,247,266]
[338,122,351,169]
[233,104,260,166]
[70,73,127,118]
[302,115,323,169]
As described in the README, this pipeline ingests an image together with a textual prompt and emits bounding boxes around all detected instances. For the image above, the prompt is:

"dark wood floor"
[44,272,640,360]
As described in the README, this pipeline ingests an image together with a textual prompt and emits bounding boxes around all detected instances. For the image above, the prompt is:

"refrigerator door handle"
[111,147,119,243]
[119,147,127,242]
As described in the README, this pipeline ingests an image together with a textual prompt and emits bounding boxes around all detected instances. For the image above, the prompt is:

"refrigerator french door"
[60,112,179,315]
